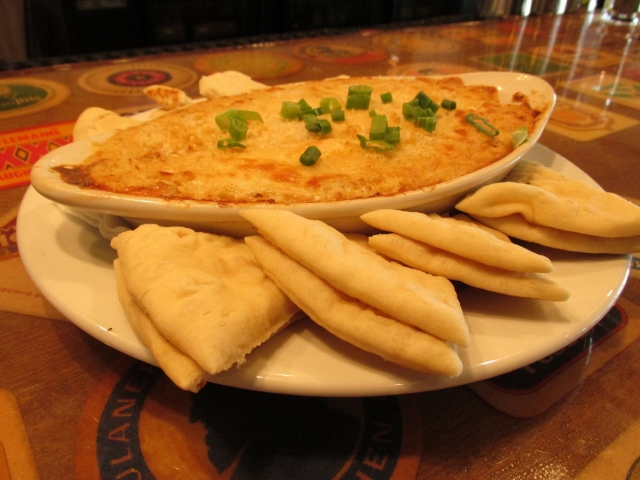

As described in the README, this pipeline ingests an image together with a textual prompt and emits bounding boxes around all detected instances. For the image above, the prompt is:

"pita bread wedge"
[472,214,640,254]
[73,107,143,141]
[456,160,640,238]
[245,236,463,376]
[114,260,208,392]
[111,224,299,375]
[369,234,570,301]
[240,209,470,347]
[143,85,193,111]
[361,210,552,273]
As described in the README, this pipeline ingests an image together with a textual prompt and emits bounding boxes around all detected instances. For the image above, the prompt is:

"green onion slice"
[369,114,388,140]
[441,99,456,110]
[465,113,500,137]
[303,114,332,135]
[417,116,437,133]
[331,110,345,122]
[280,101,301,119]
[346,94,371,110]
[381,91,393,103]
[348,85,373,96]
[385,126,400,144]
[300,145,321,166]
[414,91,440,113]
[512,126,529,148]
[320,97,342,112]
[217,138,246,149]
[357,134,396,152]
[229,117,248,141]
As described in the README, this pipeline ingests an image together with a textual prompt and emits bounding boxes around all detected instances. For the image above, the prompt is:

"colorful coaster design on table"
[469,304,636,417]
[386,62,477,76]
[291,41,387,64]
[193,51,304,81]
[75,359,421,480]
[531,44,622,68]
[546,97,639,141]
[0,121,74,190]
[474,52,570,76]
[562,74,640,110]
[438,24,516,46]
[0,78,70,120]
[0,215,17,259]
[372,31,459,55]
[78,62,198,96]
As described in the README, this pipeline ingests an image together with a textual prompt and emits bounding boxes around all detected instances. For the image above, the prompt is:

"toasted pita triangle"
[456,160,640,238]
[369,234,570,301]
[240,209,470,347]
[472,214,640,254]
[361,210,552,273]
[114,260,208,392]
[245,236,463,376]
[111,224,299,375]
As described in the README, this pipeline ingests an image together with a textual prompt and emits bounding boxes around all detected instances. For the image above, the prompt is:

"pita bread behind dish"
[456,160,640,238]
[111,224,299,375]
[369,234,570,301]
[240,209,470,347]
[114,260,208,392]
[245,236,463,377]
[361,210,552,273]
[472,214,640,254]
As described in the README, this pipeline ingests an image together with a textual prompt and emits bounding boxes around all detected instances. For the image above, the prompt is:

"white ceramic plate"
[17,144,630,397]
[29,72,555,237]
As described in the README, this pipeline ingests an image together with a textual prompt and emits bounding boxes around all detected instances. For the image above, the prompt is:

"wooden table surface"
[1,12,639,480]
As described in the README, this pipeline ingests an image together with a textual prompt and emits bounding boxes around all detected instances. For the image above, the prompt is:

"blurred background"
[1,0,478,66]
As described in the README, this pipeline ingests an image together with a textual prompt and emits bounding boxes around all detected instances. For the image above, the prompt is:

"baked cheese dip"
[54,75,544,205]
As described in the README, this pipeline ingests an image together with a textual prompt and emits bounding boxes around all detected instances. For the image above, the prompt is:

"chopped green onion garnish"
[381,92,393,103]
[369,109,377,117]
[465,113,500,137]
[512,126,529,148]
[441,99,456,110]
[369,114,388,140]
[311,107,324,116]
[402,99,435,121]
[331,110,345,122]
[385,126,400,144]
[236,110,263,123]
[300,145,321,166]
[217,138,246,149]
[414,91,440,113]
[303,114,332,135]
[280,101,301,120]
[296,98,314,119]
[346,94,371,110]
[357,134,396,152]
[348,85,373,96]
[320,97,342,112]
[229,117,248,141]
[417,116,437,133]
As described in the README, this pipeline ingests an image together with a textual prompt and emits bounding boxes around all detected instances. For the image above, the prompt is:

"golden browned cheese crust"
[57,76,542,204]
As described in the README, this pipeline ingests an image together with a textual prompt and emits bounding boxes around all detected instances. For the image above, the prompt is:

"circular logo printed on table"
[193,51,304,80]
[78,62,198,96]
[292,42,388,64]
[0,78,70,120]
[373,31,459,55]
[75,360,421,480]
[387,62,478,76]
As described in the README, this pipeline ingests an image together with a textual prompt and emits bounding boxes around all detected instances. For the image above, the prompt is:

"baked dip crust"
[55,75,543,205]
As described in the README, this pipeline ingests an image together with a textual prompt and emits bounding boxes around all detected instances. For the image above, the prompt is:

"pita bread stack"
[455,160,640,254]
[240,209,467,377]
[110,224,299,391]
[361,211,570,302]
